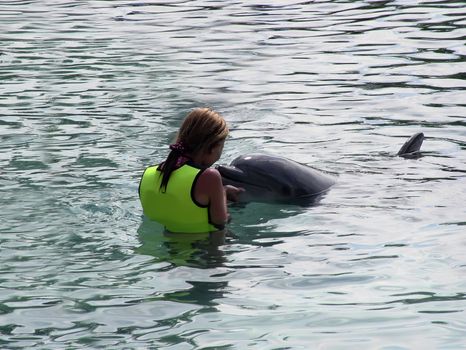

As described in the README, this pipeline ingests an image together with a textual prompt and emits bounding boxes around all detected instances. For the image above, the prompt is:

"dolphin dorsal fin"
[397,132,424,157]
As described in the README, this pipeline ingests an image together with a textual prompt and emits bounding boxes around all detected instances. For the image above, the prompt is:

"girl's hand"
[224,185,245,202]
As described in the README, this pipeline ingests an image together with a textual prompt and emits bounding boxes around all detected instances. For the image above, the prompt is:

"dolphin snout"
[217,165,245,181]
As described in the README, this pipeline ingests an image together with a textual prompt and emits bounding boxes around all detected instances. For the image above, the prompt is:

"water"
[1,0,465,348]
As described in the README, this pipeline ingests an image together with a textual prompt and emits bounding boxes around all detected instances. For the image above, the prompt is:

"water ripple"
[1,0,465,348]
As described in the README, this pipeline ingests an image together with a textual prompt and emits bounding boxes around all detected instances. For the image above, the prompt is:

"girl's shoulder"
[193,167,224,206]
[198,167,222,184]
[196,167,223,193]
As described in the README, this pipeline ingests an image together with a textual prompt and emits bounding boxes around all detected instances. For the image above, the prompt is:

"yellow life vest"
[138,164,220,233]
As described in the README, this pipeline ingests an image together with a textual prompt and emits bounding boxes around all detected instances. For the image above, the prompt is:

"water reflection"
[136,219,227,268]
[136,220,232,313]
[1,0,465,347]
[157,280,229,308]
[136,199,311,261]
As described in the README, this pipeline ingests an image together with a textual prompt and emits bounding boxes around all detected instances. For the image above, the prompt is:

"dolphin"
[217,154,336,205]
[218,132,425,205]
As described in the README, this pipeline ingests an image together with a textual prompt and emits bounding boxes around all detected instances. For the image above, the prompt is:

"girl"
[139,108,243,235]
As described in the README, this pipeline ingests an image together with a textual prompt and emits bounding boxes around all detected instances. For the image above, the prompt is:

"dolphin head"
[397,132,425,158]
[218,155,290,201]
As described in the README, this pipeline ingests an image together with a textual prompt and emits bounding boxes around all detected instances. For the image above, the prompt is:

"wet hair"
[159,107,228,192]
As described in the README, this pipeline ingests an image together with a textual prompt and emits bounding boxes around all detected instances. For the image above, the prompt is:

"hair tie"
[169,141,185,153]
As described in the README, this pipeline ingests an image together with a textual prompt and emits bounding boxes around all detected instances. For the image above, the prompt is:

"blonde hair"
[159,108,228,191]
[177,107,228,156]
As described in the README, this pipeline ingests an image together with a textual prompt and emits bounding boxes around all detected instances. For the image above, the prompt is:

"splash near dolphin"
[218,132,425,205]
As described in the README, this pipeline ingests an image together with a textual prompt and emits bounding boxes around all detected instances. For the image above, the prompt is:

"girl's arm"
[194,168,228,226]
[224,184,245,202]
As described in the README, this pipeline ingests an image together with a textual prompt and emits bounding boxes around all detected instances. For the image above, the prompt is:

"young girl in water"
[139,107,242,235]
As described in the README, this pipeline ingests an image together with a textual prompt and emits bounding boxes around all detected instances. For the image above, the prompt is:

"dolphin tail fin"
[397,132,425,158]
